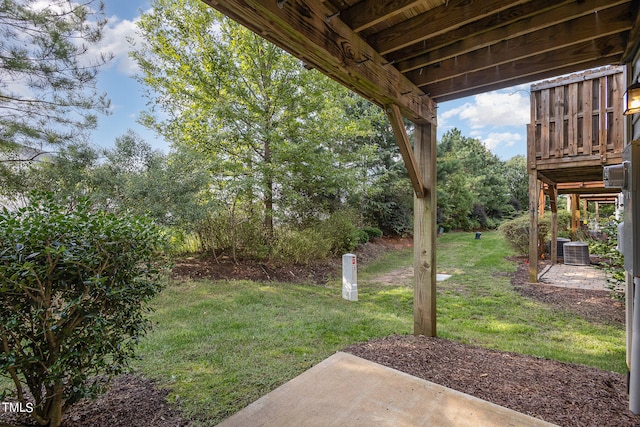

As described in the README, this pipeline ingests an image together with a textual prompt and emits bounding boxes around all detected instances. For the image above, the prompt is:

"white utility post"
[342,254,358,301]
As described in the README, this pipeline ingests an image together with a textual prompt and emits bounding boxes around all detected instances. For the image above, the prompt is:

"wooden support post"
[529,174,539,283]
[527,123,538,283]
[571,195,581,231]
[549,185,558,264]
[413,122,437,337]
[583,199,588,227]
[538,187,546,217]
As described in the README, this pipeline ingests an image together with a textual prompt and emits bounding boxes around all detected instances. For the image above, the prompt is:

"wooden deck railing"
[530,66,624,165]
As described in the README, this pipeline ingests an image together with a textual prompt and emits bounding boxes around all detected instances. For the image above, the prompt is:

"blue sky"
[95,1,530,160]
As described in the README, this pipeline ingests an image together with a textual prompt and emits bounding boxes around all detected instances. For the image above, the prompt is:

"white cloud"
[24,3,143,76]
[440,88,530,129]
[480,132,523,151]
[95,15,143,76]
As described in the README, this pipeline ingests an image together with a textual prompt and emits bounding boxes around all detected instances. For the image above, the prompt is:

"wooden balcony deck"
[528,66,624,184]
[527,66,625,283]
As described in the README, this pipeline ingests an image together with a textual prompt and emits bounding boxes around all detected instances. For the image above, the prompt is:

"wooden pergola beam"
[385,104,426,198]
[528,175,540,283]
[571,195,581,232]
[527,122,539,283]
[201,0,436,125]
[549,185,558,264]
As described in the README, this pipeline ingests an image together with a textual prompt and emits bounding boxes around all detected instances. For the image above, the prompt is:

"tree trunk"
[48,390,63,427]
[263,138,274,241]
[36,383,63,427]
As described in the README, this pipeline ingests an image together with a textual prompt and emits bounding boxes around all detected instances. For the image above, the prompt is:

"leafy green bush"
[362,226,383,240]
[194,208,268,261]
[362,193,413,236]
[499,214,551,255]
[557,210,571,231]
[0,193,169,427]
[272,228,332,264]
[590,219,625,300]
[355,229,370,245]
[315,210,361,255]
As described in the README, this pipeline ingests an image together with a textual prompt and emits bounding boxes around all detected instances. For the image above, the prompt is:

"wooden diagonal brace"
[385,104,426,198]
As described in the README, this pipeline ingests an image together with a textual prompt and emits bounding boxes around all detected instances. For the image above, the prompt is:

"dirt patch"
[370,266,413,286]
[171,256,337,285]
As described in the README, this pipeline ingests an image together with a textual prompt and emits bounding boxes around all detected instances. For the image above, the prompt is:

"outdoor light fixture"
[625,80,640,115]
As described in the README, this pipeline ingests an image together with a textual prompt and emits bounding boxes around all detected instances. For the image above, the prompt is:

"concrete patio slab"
[538,263,607,291]
[216,352,556,427]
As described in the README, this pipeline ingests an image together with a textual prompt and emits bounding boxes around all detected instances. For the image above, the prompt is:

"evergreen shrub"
[0,193,169,427]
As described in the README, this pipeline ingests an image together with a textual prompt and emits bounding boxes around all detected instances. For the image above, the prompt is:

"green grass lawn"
[133,231,625,425]
[435,232,624,370]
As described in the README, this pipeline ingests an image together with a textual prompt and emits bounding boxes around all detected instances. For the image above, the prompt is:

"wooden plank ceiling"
[202,0,640,123]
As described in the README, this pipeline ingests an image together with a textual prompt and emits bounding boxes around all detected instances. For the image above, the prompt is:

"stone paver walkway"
[538,263,607,291]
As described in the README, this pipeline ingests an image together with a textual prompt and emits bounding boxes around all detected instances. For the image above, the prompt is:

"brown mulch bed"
[170,236,411,285]
[0,375,188,427]
[509,256,626,325]
[3,241,637,426]
[345,335,635,427]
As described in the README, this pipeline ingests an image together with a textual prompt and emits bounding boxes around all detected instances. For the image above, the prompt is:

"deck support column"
[527,122,538,283]
[571,195,581,231]
[538,187,546,217]
[528,174,539,283]
[549,185,558,264]
[413,122,437,337]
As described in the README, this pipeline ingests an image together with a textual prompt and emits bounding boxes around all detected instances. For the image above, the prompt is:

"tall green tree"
[347,98,413,235]
[0,0,111,190]
[437,128,510,230]
[132,0,372,240]
[504,154,528,211]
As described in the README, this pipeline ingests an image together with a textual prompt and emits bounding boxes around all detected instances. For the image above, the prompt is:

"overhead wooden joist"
[201,0,436,125]
[556,182,623,195]
[204,0,638,103]
[393,0,629,74]
[403,6,631,84]
[339,0,426,33]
